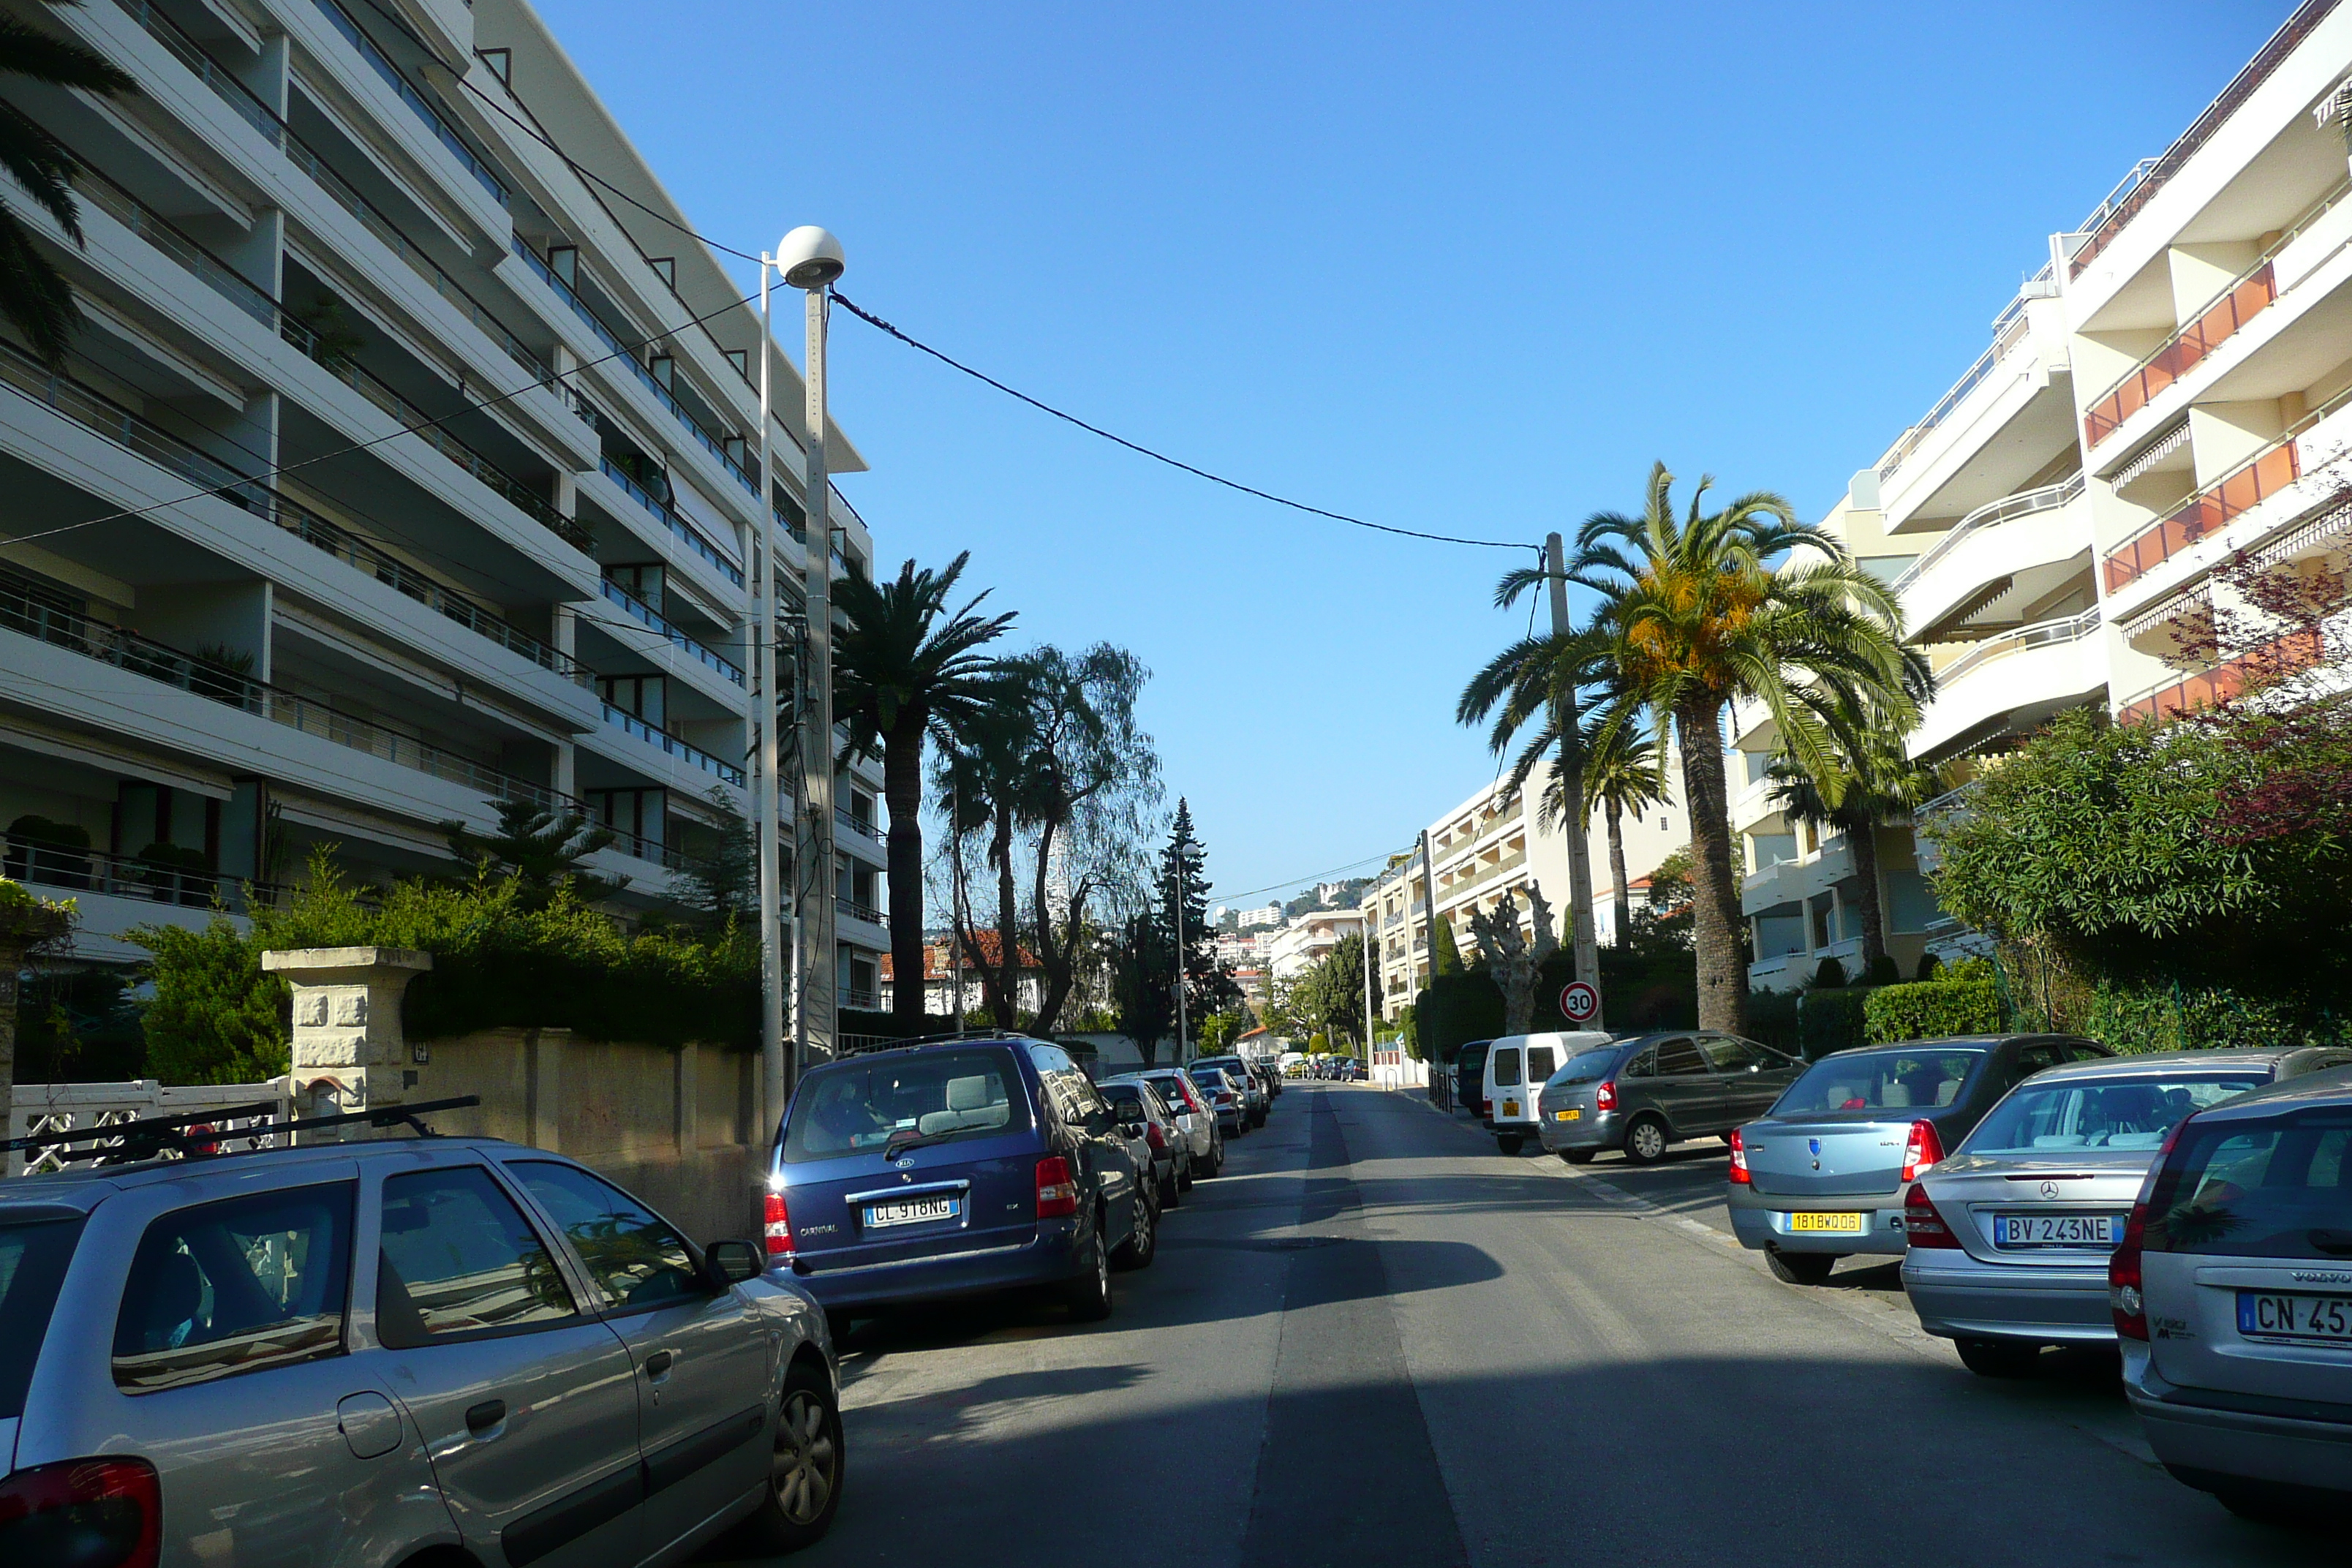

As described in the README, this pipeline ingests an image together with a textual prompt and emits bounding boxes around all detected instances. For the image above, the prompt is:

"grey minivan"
[0,1131,842,1567]
[1537,1032,1804,1165]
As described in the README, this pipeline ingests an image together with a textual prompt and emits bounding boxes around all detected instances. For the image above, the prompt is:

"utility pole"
[753,252,783,1128]
[1546,532,1602,1028]
[950,779,966,1025]
[1418,827,1444,1104]
[1360,913,1374,1074]
[1172,867,1190,1065]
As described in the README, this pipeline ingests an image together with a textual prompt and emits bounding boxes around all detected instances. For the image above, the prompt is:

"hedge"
[1864,980,2003,1044]
[1415,973,1504,1066]
[1795,987,1873,1058]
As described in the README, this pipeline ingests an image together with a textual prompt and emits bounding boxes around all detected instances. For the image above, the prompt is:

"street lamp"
[755,225,846,1130]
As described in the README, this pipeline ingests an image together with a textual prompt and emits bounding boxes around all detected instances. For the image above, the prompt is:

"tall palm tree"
[1557,718,1673,945]
[834,551,1016,1029]
[0,4,134,366]
[1566,463,1926,1033]
[1765,723,1944,978]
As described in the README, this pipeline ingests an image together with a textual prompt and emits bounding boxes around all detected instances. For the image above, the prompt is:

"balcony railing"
[836,808,881,843]
[1877,306,2035,484]
[511,238,756,494]
[2085,267,2277,447]
[600,704,746,786]
[599,458,745,587]
[0,340,586,682]
[1935,606,2102,689]
[2118,629,2325,724]
[3,837,290,916]
[1892,475,2086,595]
[840,897,884,926]
[2070,0,2343,278]
[309,0,508,204]
[595,578,742,685]
[0,570,565,810]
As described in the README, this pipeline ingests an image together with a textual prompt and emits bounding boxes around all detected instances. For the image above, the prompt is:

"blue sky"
[537,0,2287,905]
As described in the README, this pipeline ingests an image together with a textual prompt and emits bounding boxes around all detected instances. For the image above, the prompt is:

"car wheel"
[1954,1337,2043,1379]
[1496,1133,1525,1155]
[720,1360,845,1555]
[1764,1246,1839,1285]
[1622,1115,1670,1165]
[1160,1167,1181,1210]
[1066,1225,1114,1319]
[1113,1194,1156,1270]
[1561,1149,1597,1165]
[2212,1483,2315,1524]
[1211,1137,1226,1176]
[1177,1153,1194,1191]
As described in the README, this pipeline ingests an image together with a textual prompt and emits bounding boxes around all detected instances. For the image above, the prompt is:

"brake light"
[1899,1120,1945,1183]
[1902,1182,1961,1248]
[1727,1126,1751,1186]
[2110,1202,2148,1339]
[1036,1156,1079,1218]
[0,1456,161,1568]
[1594,1081,1617,1112]
[1145,1123,1166,1151]
[763,1190,794,1258]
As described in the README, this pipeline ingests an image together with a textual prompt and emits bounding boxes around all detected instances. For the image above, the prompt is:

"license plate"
[1553,1108,1580,1122]
[866,1196,957,1229]
[1788,1211,1866,1235]
[1992,1213,2119,1249]
[1502,1100,1520,1117]
[2239,1292,2352,1343]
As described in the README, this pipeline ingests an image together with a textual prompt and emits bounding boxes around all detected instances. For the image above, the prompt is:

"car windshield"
[1547,1047,1622,1088]
[0,1214,82,1420]
[1776,1048,1987,1115]
[2145,1109,2352,1260]
[1964,1074,2266,1155]
[783,1048,1030,1163]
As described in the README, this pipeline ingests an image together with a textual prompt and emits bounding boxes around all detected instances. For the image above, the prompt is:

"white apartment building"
[0,0,887,1001]
[1360,754,1688,1017]
[1236,902,1284,931]
[1733,0,2352,990]
[1267,908,1363,982]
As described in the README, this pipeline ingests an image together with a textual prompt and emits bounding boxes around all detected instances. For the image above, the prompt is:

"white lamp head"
[775,226,845,290]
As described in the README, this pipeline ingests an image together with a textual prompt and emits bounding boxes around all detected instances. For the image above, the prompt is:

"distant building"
[1268,909,1365,981]
[1237,903,1285,931]
[878,931,1046,1017]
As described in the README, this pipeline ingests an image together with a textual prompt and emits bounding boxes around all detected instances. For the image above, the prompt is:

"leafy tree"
[671,785,755,927]
[1548,716,1672,945]
[0,4,134,366]
[834,551,1017,1030]
[1111,905,1177,1065]
[1504,464,1923,1033]
[1765,727,1943,971]
[1429,912,1467,977]
[1290,932,1376,1047]
[135,919,290,1084]
[1156,800,1239,1032]
[443,799,626,908]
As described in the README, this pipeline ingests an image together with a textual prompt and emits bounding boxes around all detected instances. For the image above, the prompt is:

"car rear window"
[1548,1047,1621,1087]
[2144,1109,2352,1260]
[1527,1047,1558,1081]
[1493,1049,1523,1088]
[0,1213,81,1419]
[1145,1076,1192,1107]
[1964,1074,2266,1156]
[1776,1049,1986,1115]
[113,1183,353,1392]
[783,1048,1031,1164]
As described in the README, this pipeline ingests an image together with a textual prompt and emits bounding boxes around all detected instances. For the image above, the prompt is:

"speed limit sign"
[1559,981,1599,1024]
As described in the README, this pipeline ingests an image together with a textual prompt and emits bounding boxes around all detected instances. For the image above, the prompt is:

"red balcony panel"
[2085,264,2277,447]
[2103,440,2301,591]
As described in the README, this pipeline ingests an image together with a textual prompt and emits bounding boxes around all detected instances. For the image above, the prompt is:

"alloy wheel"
[771,1389,840,1525]
[1627,1119,1667,1164]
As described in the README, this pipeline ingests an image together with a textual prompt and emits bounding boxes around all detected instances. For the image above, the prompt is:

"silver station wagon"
[0,1111,843,1568]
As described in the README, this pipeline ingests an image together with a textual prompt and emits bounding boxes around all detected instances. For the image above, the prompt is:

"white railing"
[7,1079,288,1177]
[1877,304,2038,483]
[1893,475,2087,595]
[1937,606,2102,688]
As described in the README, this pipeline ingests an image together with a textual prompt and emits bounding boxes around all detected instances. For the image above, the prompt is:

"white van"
[1484,1031,1613,1154]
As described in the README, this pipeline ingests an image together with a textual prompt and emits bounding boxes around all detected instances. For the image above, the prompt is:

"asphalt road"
[732,1082,2319,1568]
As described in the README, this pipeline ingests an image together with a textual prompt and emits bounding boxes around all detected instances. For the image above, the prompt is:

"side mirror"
[707,1239,764,1286]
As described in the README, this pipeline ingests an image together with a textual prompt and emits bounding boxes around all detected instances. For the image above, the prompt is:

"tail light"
[1899,1120,1945,1183]
[2110,1119,2190,1341]
[1594,1081,1617,1112]
[1145,1123,1167,1151]
[1036,1156,1079,1218]
[1902,1181,1961,1248]
[1727,1126,1751,1186]
[0,1456,161,1568]
[763,1190,794,1258]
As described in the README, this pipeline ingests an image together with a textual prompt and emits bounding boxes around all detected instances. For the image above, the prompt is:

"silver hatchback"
[0,1131,843,1567]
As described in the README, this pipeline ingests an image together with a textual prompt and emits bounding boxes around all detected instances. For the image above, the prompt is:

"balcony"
[1894,476,2088,641]
[4,837,288,917]
[836,809,884,849]
[596,577,743,686]
[1911,607,2106,759]
[2103,421,2314,595]
[2085,265,2278,447]
[1877,300,2037,488]
[306,0,507,206]
[2118,629,2323,723]
[600,704,746,787]
[598,458,745,589]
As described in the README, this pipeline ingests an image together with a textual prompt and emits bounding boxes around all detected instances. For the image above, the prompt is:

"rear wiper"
[2310,1229,2352,1257]
[883,1128,943,1159]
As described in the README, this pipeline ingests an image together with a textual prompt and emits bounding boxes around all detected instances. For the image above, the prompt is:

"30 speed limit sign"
[1558,981,1599,1024]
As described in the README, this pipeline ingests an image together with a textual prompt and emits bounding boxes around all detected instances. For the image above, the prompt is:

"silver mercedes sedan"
[1901,1046,2352,1377]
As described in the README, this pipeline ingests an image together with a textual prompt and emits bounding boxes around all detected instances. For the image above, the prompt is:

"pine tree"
[1431,914,1467,976]
[442,800,627,908]
[1156,799,1239,1035]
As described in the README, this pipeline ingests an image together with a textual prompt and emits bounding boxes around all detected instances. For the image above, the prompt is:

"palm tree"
[1554,718,1673,945]
[834,551,1016,1029]
[0,5,134,366]
[1765,724,1943,979]
[1565,463,1926,1033]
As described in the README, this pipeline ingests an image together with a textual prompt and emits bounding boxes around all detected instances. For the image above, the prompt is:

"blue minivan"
[764,1037,1154,1321]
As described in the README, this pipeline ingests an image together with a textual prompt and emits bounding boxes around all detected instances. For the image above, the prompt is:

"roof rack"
[856,1028,1030,1052]
[1,1095,483,1167]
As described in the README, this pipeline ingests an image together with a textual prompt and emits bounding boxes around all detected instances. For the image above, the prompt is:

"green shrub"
[1796,987,1872,1058]
[1864,979,2002,1044]
[1913,953,1942,982]
[1746,990,1801,1058]
[137,919,289,1085]
[1810,957,1847,990]
[2081,979,2350,1055]
[1416,973,1504,1065]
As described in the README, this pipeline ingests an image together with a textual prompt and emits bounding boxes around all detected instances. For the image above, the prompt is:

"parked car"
[1484,1032,1613,1153]
[1903,1048,2352,1376]
[1101,1077,1186,1208]
[770,1038,1153,1323]
[2117,1064,2352,1521]
[0,1126,845,1568]
[1134,1068,1224,1180]
[1537,1031,1803,1165]
[1454,1040,1493,1117]
[1727,1034,2110,1284]
[1195,1055,1269,1126]
[1262,1061,1283,1100]
[1188,1066,1249,1137]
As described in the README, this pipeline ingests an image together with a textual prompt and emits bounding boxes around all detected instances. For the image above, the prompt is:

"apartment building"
[1267,908,1363,982]
[1733,0,2352,990]
[1361,754,1687,1017]
[0,0,887,1003]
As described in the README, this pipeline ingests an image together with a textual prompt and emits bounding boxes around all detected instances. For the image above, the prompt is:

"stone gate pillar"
[262,946,432,1137]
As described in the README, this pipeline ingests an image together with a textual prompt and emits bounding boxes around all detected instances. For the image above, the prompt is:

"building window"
[587,788,666,849]
[598,674,667,728]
